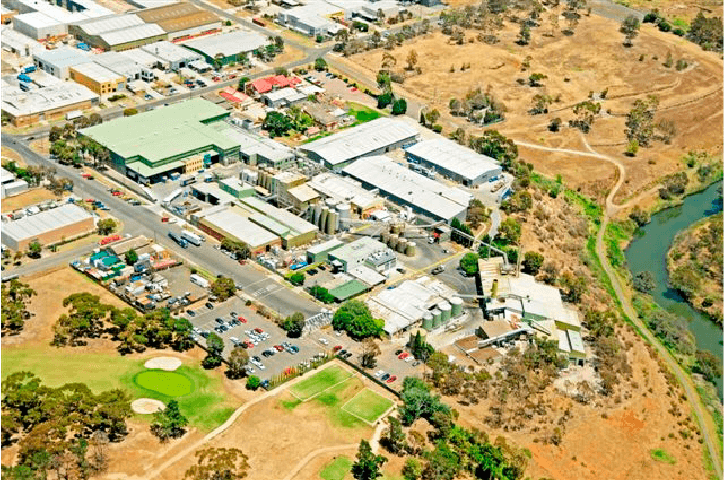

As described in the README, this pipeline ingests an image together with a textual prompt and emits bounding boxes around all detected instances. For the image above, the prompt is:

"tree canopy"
[332,300,385,339]
[352,440,387,480]
[151,400,188,441]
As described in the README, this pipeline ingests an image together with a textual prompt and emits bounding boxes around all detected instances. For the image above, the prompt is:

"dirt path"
[283,444,359,480]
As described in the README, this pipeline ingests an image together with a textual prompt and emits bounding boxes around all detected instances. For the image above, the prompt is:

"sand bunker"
[132,398,165,414]
[144,356,182,371]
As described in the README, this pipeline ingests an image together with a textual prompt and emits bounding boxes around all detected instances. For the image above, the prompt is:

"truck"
[180,176,196,187]
[190,274,209,288]
[21,65,36,74]
[19,82,32,92]
[17,74,31,83]
[491,181,504,193]
[76,42,91,51]
[181,230,202,246]
[168,232,188,248]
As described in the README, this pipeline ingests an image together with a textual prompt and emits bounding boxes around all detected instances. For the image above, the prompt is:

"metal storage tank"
[319,207,329,234]
[406,241,416,257]
[313,204,322,226]
[438,301,452,323]
[327,211,338,234]
[422,311,433,331]
[388,234,399,250]
[337,203,351,220]
[390,224,399,234]
[247,171,258,185]
[431,309,442,328]
[449,296,463,317]
[397,238,407,253]
[307,205,315,224]
[380,231,389,244]
[397,223,406,235]
[325,198,337,208]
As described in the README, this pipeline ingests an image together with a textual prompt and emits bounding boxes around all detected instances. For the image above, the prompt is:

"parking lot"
[188,295,330,380]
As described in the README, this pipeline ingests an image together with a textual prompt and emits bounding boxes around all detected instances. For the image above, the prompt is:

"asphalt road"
[2,132,322,318]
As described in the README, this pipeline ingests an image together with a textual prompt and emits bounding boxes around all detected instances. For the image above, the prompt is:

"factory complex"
[1,204,95,250]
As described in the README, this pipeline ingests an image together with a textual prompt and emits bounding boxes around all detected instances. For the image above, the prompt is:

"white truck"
[190,274,209,288]
[181,230,203,246]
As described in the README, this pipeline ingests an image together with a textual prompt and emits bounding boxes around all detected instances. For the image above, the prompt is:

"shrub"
[246,375,260,390]
[432,124,443,133]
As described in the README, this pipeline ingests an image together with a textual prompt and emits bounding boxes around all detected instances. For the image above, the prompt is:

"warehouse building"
[287,183,319,212]
[140,40,201,71]
[68,14,167,51]
[308,172,383,218]
[367,276,461,337]
[69,61,125,94]
[238,196,318,248]
[343,155,471,223]
[219,177,256,199]
[220,126,295,169]
[190,183,237,206]
[2,81,99,127]
[92,50,145,82]
[306,238,343,263]
[135,3,220,41]
[328,237,395,272]
[32,47,91,79]
[300,117,420,172]
[7,0,113,40]
[197,206,281,257]
[181,30,266,67]
[1,26,43,57]
[275,3,344,37]
[1,204,95,251]
[79,98,240,183]
[405,137,502,186]
[1,167,28,199]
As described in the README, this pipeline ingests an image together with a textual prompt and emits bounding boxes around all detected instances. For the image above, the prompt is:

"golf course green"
[133,370,193,397]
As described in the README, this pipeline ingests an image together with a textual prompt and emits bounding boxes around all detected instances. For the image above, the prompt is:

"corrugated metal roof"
[343,155,470,221]
[301,118,418,166]
[2,204,92,242]
[239,197,318,236]
[405,137,501,182]
[100,23,165,45]
[182,30,266,57]
[307,239,344,255]
[308,172,381,209]
[203,208,279,248]
[73,14,144,35]
[71,62,124,82]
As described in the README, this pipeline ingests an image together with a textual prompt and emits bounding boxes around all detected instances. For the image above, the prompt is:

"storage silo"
[319,207,329,234]
[397,238,407,253]
[390,224,399,234]
[405,241,416,257]
[313,204,322,226]
[388,234,399,250]
[380,231,389,244]
[431,309,442,328]
[307,205,315,224]
[449,296,463,317]
[247,171,258,185]
[337,203,351,230]
[325,197,337,208]
[438,301,452,323]
[327,210,338,234]
[422,311,433,331]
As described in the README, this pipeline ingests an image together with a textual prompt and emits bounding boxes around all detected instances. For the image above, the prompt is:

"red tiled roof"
[249,75,302,93]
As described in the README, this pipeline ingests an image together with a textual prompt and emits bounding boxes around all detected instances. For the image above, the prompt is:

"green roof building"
[80,98,240,183]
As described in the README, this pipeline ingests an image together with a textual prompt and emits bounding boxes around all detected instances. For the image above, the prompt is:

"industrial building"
[405,137,502,186]
[343,155,471,223]
[308,172,383,218]
[327,236,395,272]
[287,183,319,212]
[181,30,266,66]
[300,117,419,172]
[221,126,295,169]
[190,183,237,206]
[80,98,240,183]
[260,87,306,108]
[92,50,146,82]
[367,276,463,337]
[68,61,125,94]
[275,3,344,37]
[306,238,343,263]
[135,3,220,41]
[218,177,256,199]
[265,171,306,207]
[140,40,201,71]
[32,47,91,79]
[6,0,113,40]
[1,204,95,251]
[196,205,281,256]
[1,25,43,57]
[68,14,167,51]
[238,196,318,248]
[1,167,28,198]
[2,81,99,127]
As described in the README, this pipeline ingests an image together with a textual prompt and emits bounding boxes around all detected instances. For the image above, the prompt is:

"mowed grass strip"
[290,365,351,400]
[133,370,194,397]
[341,388,394,424]
[320,456,352,480]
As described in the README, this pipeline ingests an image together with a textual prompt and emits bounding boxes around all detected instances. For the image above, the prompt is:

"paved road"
[2,133,322,318]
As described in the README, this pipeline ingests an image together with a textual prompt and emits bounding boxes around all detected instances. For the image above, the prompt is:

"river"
[625,181,723,395]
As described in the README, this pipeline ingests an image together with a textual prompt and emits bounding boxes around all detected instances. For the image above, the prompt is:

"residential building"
[405,137,502,186]
[69,61,125,94]
[260,86,306,108]
[32,47,91,79]
[79,98,240,183]
[135,3,220,41]
[300,117,419,172]
[246,74,301,95]
[2,81,99,127]
[181,30,266,67]
[300,102,338,130]
[1,204,95,250]
[328,236,395,272]
[343,155,471,223]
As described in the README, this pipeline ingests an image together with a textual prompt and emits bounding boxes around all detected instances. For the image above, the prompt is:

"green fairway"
[134,370,193,397]
[320,456,352,480]
[2,348,236,432]
[347,103,383,123]
[342,388,394,424]
[290,365,351,400]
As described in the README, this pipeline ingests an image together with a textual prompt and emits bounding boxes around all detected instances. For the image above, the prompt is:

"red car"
[333,345,343,353]
[238,316,247,323]
[274,345,284,352]
[111,191,123,196]
[386,375,397,384]
[244,340,254,348]
[254,327,264,333]
[398,353,409,360]
[85,198,94,203]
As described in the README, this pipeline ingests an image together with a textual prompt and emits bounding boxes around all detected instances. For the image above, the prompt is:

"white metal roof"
[118,47,160,67]
[141,40,200,63]
[2,82,99,116]
[33,47,91,69]
[203,208,279,248]
[182,30,266,57]
[1,167,16,183]
[1,204,92,242]
[93,51,142,77]
[239,197,318,235]
[301,117,418,166]
[262,86,305,103]
[288,183,319,203]
[308,172,381,209]
[72,14,144,35]
[100,23,165,45]
[329,237,389,265]
[307,238,343,255]
[70,62,123,82]
[343,155,470,221]
[1,26,43,55]
[405,137,501,182]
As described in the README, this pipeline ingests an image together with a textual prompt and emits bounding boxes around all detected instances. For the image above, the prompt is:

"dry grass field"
[340,11,722,209]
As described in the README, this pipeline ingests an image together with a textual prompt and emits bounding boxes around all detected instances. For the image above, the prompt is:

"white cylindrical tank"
[439,301,452,323]
[337,203,351,220]
[325,197,337,208]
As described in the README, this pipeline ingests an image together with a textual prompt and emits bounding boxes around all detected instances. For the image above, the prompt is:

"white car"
[245,366,255,374]
[319,338,328,345]
[404,356,413,363]
[428,236,435,244]
[257,363,266,371]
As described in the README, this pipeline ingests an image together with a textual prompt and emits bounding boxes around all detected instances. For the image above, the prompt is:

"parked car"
[380,373,390,381]
[386,375,397,383]
[398,353,409,360]
[431,266,444,275]
[395,349,403,355]
[274,345,284,352]
[230,311,238,318]
[215,318,224,324]
[239,316,247,323]
[254,327,264,333]
[333,345,343,352]
[307,268,318,275]
[205,302,214,309]
[187,310,196,317]
[412,361,421,367]
[319,338,328,345]
[344,352,352,358]
[318,265,326,271]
